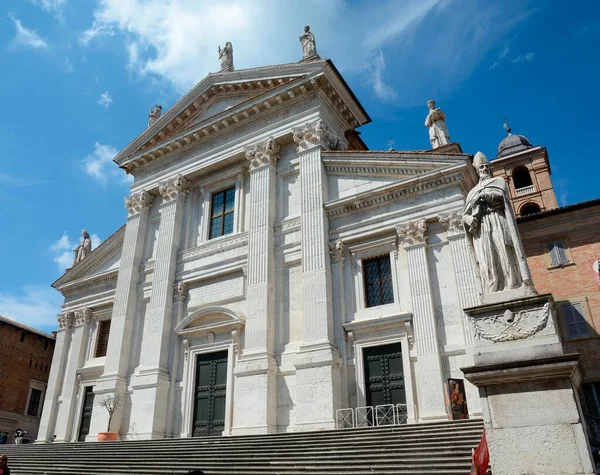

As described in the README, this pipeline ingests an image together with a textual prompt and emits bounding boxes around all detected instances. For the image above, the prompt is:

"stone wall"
[518,203,600,381]
[0,318,55,440]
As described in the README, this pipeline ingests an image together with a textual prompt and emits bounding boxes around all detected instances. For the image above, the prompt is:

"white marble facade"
[38,60,485,442]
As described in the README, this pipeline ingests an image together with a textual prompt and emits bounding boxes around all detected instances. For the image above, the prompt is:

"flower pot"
[97,432,118,442]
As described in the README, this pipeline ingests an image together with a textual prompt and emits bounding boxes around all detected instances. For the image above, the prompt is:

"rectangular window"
[562,302,590,339]
[209,187,235,239]
[27,388,42,416]
[363,255,394,308]
[95,320,111,358]
[546,241,570,267]
[582,382,600,418]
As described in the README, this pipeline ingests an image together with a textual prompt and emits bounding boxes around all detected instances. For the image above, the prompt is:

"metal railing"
[336,404,417,429]
[515,185,535,196]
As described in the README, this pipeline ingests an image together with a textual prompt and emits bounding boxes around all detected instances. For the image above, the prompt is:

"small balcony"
[515,185,535,196]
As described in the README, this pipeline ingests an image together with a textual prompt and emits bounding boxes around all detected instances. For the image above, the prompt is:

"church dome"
[497,125,533,157]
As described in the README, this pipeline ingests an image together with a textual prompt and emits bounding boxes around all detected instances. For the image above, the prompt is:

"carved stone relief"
[396,219,427,247]
[125,190,154,217]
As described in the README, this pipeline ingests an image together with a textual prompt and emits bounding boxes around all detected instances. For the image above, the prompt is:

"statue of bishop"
[462,152,534,295]
[148,105,162,127]
[424,100,450,149]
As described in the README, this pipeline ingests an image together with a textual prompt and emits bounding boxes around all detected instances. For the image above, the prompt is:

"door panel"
[192,350,228,437]
[78,386,95,441]
[363,343,406,413]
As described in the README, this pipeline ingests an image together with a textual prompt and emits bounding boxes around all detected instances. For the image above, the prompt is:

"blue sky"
[1,0,599,332]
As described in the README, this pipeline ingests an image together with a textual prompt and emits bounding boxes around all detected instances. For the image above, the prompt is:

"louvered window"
[363,255,394,308]
[547,241,570,267]
[209,187,235,239]
[95,320,111,357]
[562,302,590,339]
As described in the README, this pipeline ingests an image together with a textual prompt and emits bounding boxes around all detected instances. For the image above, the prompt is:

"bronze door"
[364,343,406,420]
[192,350,228,437]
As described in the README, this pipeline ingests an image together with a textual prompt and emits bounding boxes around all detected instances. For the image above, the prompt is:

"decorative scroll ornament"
[438,211,464,236]
[292,120,341,153]
[471,303,551,343]
[396,218,427,247]
[125,190,154,216]
[173,281,188,303]
[159,175,190,202]
[329,239,346,264]
[245,137,280,170]
[57,311,75,330]
[74,307,93,326]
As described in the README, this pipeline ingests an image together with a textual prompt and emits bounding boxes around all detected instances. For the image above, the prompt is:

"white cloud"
[98,91,113,108]
[0,286,63,333]
[61,58,74,73]
[30,0,67,21]
[83,142,133,186]
[512,52,535,63]
[9,16,49,50]
[489,61,500,70]
[80,0,532,105]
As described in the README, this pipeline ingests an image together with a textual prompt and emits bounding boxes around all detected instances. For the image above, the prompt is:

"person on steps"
[0,454,11,475]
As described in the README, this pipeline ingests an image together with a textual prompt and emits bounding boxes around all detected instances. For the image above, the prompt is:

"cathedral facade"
[38,57,486,442]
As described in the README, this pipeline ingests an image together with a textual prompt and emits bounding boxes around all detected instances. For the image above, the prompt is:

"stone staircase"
[1,419,485,474]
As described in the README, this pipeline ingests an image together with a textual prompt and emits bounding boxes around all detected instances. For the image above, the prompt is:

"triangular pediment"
[52,226,124,292]
[113,60,371,174]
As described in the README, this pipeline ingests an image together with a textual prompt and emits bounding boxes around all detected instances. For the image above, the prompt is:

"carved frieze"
[437,211,464,237]
[245,137,280,170]
[470,303,551,343]
[292,120,341,153]
[329,239,346,264]
[396,219,427,247]
[158,175,190,202]
[125,190,154,216]
[57,311,75,330]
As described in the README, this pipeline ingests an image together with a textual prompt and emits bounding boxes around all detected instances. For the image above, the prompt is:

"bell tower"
[489,122,558,217]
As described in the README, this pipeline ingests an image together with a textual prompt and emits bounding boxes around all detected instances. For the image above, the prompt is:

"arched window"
[520,202,541,216]
[512,165,533,190]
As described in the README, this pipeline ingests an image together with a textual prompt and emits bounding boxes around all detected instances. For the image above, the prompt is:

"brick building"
[0,316,55,443]
[490,127,600,426]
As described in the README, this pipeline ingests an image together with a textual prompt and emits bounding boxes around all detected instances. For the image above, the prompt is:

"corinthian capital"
[125,190,154,216]
[329,239,346,264]
[159,175,190,202]
[396,219,427,247]
[57,311,75,330]
[438,211,464,237]
[74,307,93,326]
[245,137,280,170]
[292,120,341,153]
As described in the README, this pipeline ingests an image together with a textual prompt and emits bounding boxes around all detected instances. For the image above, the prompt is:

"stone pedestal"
[462,294,595,475]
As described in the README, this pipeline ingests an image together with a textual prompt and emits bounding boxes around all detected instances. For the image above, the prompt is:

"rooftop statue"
[148,105,162,127]
[300,25,318,60]
[73,229,92,266]
[218,42,234,72]
[424,99,450,149]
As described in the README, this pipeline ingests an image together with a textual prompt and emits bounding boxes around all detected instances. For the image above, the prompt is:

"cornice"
[180,232,249,262]
[324,162,475,219]
[58,269,119,297]
[322,156,460,177]
[274,216,301,235]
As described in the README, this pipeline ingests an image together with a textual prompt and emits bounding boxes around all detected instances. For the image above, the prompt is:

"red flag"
[471,429,490,474]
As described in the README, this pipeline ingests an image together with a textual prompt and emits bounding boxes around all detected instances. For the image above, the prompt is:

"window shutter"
[547,243,560,266]
[562,302,590,338]
[555,242,569,265]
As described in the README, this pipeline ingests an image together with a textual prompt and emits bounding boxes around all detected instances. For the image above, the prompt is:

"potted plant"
[97,393,122,442]
[0,431,8,445]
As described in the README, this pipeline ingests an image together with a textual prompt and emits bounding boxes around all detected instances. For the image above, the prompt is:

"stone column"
[231,138,279,435]
[131,175,189,439]
[396,219,446,420]
[330,239,349,409]
[90,190,153,439]
[54,308,93,442]
[438,210,482,416]
[293,120,342,431]
[36,312,74,443]
[165,281,188,437]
